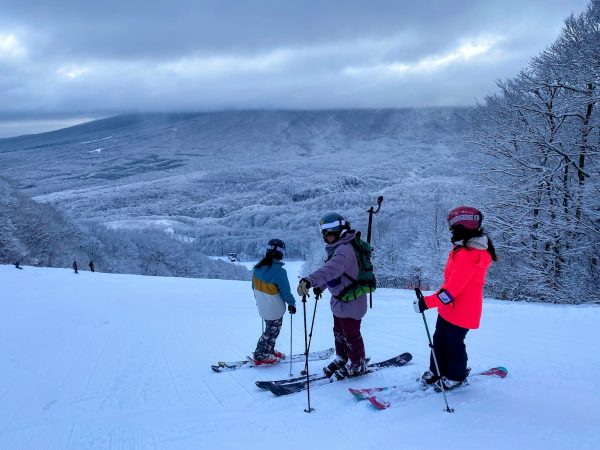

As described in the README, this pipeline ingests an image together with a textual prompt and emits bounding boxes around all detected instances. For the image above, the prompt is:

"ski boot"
[323,356,348,378]
[346,359,368,377]
[433,368,471,392]
[419,370,441,387]
[335,359,368,380]
[273,349,285,359]
[334,365,350,380]
[253,353,281,366]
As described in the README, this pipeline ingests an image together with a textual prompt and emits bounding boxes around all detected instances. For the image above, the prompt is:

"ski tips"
[481,366,508,378]
[348,387,368,400]
[368,396,390,410]
[348,385,396,400]
[399,352,413,363]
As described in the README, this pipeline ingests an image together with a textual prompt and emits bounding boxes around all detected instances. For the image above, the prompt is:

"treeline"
[0,179,250,281]
[471,0,600,303]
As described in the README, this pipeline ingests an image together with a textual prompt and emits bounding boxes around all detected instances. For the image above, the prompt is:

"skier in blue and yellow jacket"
[252,239,296,364]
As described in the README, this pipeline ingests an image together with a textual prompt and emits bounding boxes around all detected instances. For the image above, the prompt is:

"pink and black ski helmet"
[447,206,483,230]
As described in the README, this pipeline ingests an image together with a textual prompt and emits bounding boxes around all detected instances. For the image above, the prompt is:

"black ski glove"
[288,304,297,314]
[414,288,428,313]
[297,278,311,297]
[313,286,323,300]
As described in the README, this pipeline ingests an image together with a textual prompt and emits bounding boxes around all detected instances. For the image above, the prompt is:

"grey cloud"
[1,0,587,59]
[0,0,592,125]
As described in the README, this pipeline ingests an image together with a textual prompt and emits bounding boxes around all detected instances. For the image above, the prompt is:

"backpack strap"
[342,272,357,283]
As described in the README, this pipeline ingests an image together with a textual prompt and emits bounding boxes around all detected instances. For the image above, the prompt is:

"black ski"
[267,352,412,396]
[256,371,325,390]
[255,356,375,390]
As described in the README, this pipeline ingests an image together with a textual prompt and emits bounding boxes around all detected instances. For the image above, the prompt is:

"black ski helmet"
[319,212,349,243]
[266,238,285,259]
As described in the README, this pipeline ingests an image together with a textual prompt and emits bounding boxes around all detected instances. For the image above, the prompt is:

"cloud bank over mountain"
[0,0,589,127]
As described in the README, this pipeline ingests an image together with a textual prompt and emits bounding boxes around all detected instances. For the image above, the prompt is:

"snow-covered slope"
[0,265,597,449]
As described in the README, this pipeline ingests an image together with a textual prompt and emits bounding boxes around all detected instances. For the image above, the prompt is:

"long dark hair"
[255,252,275,269]
[485,234,498,262]
[452,225,498,262]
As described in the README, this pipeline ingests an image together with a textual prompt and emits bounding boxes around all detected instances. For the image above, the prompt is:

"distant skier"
[72,260,78,274]
[252,239,296,365]
[15,261,22,270]
[414,205,497,390]
[89,261,95,272]
[297,213,368,378]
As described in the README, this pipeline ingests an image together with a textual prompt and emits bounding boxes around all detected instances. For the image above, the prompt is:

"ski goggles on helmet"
[266,243,285,255]
[320,219,347,235]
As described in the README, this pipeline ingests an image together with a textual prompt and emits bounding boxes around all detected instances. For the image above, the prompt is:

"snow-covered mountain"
[0,109,474,263]
[0,264,597,449]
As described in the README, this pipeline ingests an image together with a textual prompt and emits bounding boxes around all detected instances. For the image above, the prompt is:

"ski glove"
[313,286,323,300]
[414,288,428,313]
[288,304,297,314]
[297,278,311,297]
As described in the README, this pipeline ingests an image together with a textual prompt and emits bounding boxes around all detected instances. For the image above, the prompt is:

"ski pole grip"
[414,288,424,302]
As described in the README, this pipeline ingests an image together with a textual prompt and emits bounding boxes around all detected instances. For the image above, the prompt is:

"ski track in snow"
[0,265,598,449]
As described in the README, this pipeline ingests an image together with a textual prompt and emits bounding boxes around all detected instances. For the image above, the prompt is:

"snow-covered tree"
[471,0,600,303]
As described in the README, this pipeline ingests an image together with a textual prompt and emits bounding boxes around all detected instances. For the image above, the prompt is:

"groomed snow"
[0,265,597,449]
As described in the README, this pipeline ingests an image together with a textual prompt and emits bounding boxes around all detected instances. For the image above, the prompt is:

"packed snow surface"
[0,265,597,449]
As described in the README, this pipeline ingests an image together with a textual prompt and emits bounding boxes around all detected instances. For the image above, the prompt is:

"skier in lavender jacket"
[297,212,368,378]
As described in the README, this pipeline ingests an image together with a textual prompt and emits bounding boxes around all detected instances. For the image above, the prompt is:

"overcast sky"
[0,0,590,136]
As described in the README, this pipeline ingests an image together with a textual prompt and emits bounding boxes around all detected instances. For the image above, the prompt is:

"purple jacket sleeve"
[306,249,349,288]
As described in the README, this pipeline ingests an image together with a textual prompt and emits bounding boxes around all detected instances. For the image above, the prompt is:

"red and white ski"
[351,366,508,410]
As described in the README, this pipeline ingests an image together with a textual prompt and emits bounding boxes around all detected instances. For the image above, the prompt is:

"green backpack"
[337,232,377,302]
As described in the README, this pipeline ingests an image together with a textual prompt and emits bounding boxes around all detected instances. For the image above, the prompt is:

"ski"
[350,366,507,400]
[256,371,324,390]
[211,348,334,373]
[349,385,398,400]
[364,366,508,410]
[256,356,380,390]
[267,352,412,396]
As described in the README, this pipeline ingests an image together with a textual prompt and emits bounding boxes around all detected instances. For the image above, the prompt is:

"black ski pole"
[415,288,454,413]
[302,293,320,376]
[366,195,383,309]
[289,312,293,376]
[302,294,314,413]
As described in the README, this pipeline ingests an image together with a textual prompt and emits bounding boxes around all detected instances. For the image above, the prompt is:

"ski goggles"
[320,219,346,234]
[266,244,285,255]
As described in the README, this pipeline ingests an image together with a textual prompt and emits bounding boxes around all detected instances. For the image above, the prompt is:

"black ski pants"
[429,315,469,381]
[254,318,283,360]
